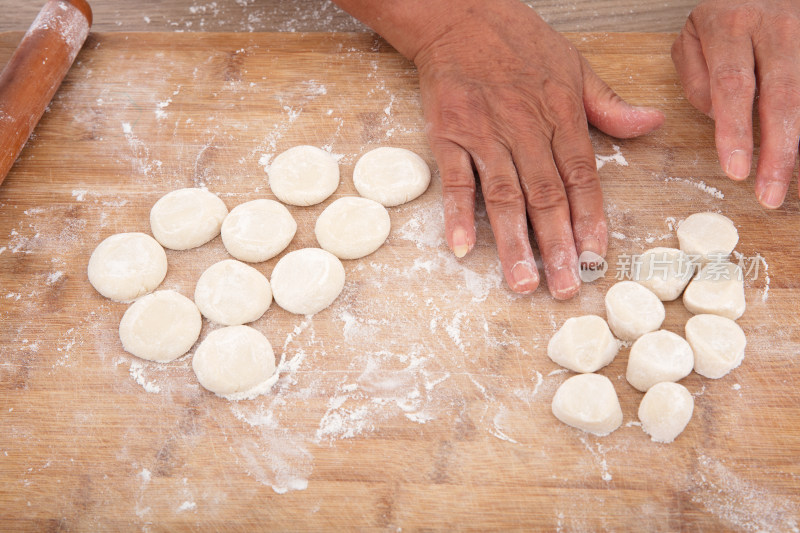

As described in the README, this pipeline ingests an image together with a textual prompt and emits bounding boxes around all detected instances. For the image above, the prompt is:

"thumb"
[581,57,665,139]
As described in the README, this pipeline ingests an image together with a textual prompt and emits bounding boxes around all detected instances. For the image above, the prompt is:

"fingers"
[471,146,540,294]
[431,139,477,257]
[511,135,582,301]
[549,112,609,260]
[753,37,800,208]
[671,17,712,115]
[581,57,665,139]
[701,27,756,181]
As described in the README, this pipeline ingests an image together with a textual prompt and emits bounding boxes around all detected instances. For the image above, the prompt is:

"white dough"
[551,373,623,436]
[685,314,747,378]
[315,196,391,259]
[604,281,665,341]
[626,330,694,392]
[677,212,738,262]
[88,232,168,302]
[119,290,202,363]
[352,147,431,207]
[638,382,694,443]
[149,188,228,250]
[547,315,620,373]
[192,325,277,400]
[633,247,695,301]
[221,199,297,263]
[682,262,746,320]
[194,259,272,326]
[270,248,345,315]
[267,145,340,206]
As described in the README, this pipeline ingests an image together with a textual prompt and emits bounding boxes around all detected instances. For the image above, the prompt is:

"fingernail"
[511,261,537,293]
[759,183,786,209]
[725,150,750,180]
[579,237,602,256]
[550,267,580,300]
[452,227,469,258]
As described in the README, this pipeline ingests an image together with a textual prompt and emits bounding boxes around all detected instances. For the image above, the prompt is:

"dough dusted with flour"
[682,262,746,320]
[604,281,665,341]
[221,199,297,263]
[149,188,228,250]
[353,147,431,207]
[638,382,694,443]
[547,315,620,373]
[268,145,340,206]
[192,325,277,400]
[88,232,168,302]
[626,330,694,392]
[677,212,738,261]
[551,373,623,436]
[315,196,391,259]
[194,259,272,325]
[270,248,345,315]
[685,314,746,378]
[633,247,695,301]
[119,290,201,363]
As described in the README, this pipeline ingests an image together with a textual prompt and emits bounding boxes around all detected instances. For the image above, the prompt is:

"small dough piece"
[677,212,739,261]
[192,325,277,400]
[270,248,345,315]
[547,315,620,373]
[682,262,746,320]
[633,247,695,301]
[149,188,228,250]
[194,259,272,325]
[221,199,297,262]
[626,330,694,392]
[638,382,694,443]
[88,232,168,302]
[267,145,340,206]
[353,147,431,207]
[119,290,201,363]
[685,314,747,378]
[315,196,391,259]
[604,281,665,341]
[551,373,623,436]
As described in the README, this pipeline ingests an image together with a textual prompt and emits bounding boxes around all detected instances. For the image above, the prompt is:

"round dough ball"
[353,147,431,207]
[119,290,202,363]
[88,232,168,302]
[192,325,277,399]
[194,259,272,326]
[638,382,694,443]
[149,188,228,250]
[633,247,695,301]
[315,196,391,259]
[626,330,694,392]
[685,314,747,379]
[267,145,340,206]
[221,199,297,263]
[604,281,665,341]
[677,212,738,261]
[270,248,345,315]
[682,262,746,320]
[547,315,620,373]
[551,373,623,436]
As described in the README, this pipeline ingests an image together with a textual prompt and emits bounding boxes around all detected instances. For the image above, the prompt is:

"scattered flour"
[595,144,628,170]
[664,176,724,199]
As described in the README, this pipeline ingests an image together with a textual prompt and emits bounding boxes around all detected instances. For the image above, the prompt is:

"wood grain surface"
[1,31,799,531]
[0,0,697,33]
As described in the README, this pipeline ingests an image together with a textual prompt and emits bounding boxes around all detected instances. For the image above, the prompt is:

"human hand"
[672,0,800,209]
[411,1,664,298]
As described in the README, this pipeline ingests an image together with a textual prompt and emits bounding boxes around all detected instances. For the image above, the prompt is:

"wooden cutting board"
[1,32,798,531]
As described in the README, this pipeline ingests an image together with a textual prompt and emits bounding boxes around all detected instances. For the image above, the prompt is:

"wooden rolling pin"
[0,0,92,185]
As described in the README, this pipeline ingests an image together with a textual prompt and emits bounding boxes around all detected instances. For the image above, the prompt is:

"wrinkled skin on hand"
[673,0,800,209]
[413,1,664,299]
